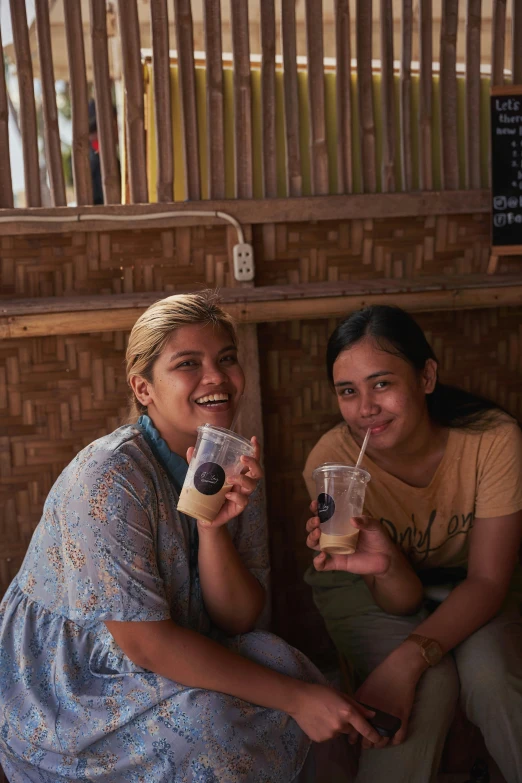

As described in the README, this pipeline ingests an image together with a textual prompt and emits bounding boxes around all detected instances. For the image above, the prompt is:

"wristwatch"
[405,633,444,666]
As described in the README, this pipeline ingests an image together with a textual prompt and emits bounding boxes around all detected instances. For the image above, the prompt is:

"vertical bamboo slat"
[281,0,302,197]
[174,0,201,200]
[440,0,459,190]
[419,0,433,190]
[90,0,121,204]
[466,0,482,189]
[356,0,377,192]
[117,0,148,203]
[512,0,522,85]
[9,0,41,207]
[305,0,329,195]
[260,0,277,198]
[203,0,226,199]
[335,0,353,194]
[149,0,173,203]
[64,0,93,205]
[230,0,253,199]
[491,0,507,86]
[0,22,13,208]
[380,0,396,192]
[400,0,413,191]
[35,0,66,206]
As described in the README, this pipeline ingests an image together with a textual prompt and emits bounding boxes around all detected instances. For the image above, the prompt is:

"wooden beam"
[35,0,66,206]
[117,0,148,203]
[203,0,226,199]
[306,0,329,195]
[335,0,353,194]
[0,189,491,236]
[63,0,93,206]
[0,21,13,208]
[174,0,201,200]
[281,0,302,196]
[149,0,173,202]
[260,0,277,198]
[90,0,121,204]
[2,276,522,339]
[9,0,41,207]
[419,0,433,190]
[513,0,522,85]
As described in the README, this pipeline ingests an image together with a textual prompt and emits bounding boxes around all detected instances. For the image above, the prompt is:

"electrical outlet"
[233,243,255,282]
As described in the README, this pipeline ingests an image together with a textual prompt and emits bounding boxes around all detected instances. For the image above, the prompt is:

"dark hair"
[327,305,507,431]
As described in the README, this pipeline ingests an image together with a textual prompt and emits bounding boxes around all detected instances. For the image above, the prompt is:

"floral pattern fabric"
[0,425,319,782]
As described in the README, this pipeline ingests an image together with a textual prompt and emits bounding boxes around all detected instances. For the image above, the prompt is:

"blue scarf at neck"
[137,414,189,493]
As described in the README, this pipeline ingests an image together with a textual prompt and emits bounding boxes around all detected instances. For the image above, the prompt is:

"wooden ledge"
[1,275,521,339]
[0,190,490,235]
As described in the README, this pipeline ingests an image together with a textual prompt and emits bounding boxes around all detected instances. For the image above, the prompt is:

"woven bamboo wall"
[258,308,522,661]
[1,216,522,664]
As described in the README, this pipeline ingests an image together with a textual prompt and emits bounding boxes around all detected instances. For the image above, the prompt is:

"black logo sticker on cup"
[194,462,226,496]
[317,493,335,523]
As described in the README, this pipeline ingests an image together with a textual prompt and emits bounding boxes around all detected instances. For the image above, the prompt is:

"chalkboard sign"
[490,86,522,251]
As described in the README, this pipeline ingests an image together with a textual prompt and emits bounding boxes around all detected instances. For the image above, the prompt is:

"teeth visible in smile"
[195,393,230,404]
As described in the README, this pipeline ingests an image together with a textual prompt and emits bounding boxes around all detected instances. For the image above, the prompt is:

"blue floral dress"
[0,418,321,782]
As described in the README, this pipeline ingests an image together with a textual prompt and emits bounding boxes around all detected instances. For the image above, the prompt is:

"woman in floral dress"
[0,291,378,783]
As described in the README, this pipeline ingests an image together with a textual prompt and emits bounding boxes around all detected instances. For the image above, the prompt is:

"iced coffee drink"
[312,463,371,555]
[177,424,255,523]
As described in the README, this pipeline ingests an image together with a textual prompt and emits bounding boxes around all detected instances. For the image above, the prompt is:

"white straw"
[355,428,371,468]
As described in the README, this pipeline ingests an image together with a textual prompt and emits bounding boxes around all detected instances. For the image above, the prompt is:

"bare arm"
[197,524,265,634]
[399,510,522,657]
[104,618,381,745]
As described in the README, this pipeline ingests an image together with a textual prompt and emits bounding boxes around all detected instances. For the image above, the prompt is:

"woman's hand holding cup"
[186,436,263,529]
[306,500,392,575]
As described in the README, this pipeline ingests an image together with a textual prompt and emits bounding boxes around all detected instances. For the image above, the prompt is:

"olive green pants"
[305,569,522,783]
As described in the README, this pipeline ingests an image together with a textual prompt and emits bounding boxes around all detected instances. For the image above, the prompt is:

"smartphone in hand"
[358,702,402,738]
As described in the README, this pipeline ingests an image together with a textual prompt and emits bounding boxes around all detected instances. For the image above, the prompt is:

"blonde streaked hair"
[125,290,237,420]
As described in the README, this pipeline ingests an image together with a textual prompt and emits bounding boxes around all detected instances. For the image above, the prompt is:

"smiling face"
[333,336,437,454]
[130,323,245,457]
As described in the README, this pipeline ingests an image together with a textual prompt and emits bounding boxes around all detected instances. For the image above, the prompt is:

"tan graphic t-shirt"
[303,417,522,571]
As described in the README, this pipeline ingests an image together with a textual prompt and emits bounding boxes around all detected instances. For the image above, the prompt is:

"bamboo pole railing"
[356,0,377,193]
[90,0,121,204]
[0,21,13,209]
[0,1,520,209]
[63,0,93,206]
[9,0,41,207]
[380,0,396,193]
[149,0,173,203]
[260,0,277,198]
[35,0,66,206]
[400,0,413,192]
[117,0,148,203]
[281,0,302,197]
[305,0,329,195]
[335,0,353,194]
[230,0,253,199]
[174,0,201,200]
[203,0,226,199]
[466,0,482,189]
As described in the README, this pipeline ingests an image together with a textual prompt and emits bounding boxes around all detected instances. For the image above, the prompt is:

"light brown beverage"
[177,483,233,524]
[319,531,359,555]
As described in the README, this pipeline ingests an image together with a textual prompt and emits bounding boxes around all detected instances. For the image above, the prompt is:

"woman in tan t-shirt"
[304,304,522,783]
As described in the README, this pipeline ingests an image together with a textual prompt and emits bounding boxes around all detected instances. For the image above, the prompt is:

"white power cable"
[0,209,246,245]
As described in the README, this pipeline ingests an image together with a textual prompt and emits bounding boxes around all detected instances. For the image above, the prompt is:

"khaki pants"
[308,574,522,783]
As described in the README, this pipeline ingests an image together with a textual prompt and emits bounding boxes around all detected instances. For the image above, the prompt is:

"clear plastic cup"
[177,424,255,523]
[312,463,371,555]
